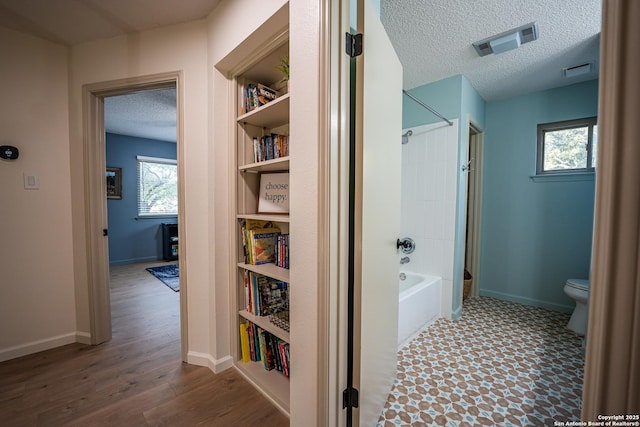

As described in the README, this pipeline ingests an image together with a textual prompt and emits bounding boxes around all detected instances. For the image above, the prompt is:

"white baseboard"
[187,351,233,374]
[76,331,92,345]
[480,289,574,313]
[451,306,462,320]
[0,332,79,363]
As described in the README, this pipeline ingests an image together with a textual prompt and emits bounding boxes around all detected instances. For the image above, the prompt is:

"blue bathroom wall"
[106,133,177,265]
[480,79,599,311]
[461,76,486,130]
[451,76,487,318]
[403,75,463,129]
[403,75,487,319]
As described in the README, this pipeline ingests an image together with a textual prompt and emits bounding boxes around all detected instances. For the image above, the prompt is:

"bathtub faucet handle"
[397,237,416,254]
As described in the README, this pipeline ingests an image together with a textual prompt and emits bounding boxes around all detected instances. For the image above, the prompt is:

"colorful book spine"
[280,341,289,377]
[275,234,289,269]
[251,134,289,163]
[242,321,289,376]
[239,323,251,363]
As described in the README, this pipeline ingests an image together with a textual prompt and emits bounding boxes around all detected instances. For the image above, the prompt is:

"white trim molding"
[0,333,79,363]
[186,351,233,373]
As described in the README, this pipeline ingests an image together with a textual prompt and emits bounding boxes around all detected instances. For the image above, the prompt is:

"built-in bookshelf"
[233,40,291,413]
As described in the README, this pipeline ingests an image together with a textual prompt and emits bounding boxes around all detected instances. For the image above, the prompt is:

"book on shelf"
[258,330,273,371]
[242,320,290,377]
[240,219,288,267]
[247,322,258,362]
[240,219,280,265]
[250,229,280,265]
[252,134,289,163]
[239,323,251,363]
[275,233,289,269]
[244,271,289,317]
[243,83,277,114]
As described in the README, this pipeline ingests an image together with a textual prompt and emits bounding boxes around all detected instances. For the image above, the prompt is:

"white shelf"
[235,360,290,414]
[238,262,290,283]
[240,156,290,173]
[238,94,290,128]
[239,309,290,342]
[237,213,290,223]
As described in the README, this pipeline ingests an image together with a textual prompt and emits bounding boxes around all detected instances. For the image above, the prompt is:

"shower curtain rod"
[402,90,454,127]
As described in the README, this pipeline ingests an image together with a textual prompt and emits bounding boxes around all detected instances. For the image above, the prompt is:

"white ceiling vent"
[563,62,593,78]
[473,22,539,57]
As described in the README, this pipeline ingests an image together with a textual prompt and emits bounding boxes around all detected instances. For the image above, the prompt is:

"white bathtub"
[398,272,442,348]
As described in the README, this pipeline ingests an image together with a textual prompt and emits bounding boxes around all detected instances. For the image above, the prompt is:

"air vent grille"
[563,62,593,78]
[473,22,538,57]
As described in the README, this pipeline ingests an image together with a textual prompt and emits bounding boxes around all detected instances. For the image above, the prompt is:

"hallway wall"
[0,27,76,360]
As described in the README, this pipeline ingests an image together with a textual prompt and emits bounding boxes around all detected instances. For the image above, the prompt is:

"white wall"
[0,27,77,361]
[400,121,458,318]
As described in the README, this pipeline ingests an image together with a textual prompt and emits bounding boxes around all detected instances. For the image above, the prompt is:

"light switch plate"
[23,173,39,190]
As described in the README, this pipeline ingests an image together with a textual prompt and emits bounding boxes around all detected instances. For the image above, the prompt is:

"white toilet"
[564,278,590,335]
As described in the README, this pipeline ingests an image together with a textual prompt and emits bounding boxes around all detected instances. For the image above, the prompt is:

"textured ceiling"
[381,0,601,101]
[0,0,221,46]
[104,88,176,143]
[1,0,601,139]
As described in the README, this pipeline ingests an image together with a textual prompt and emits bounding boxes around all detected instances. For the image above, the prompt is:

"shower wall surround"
[400,120,459,318]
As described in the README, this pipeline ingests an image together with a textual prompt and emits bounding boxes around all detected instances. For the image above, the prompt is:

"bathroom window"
[536,117,598,175]
[137,156,178,217]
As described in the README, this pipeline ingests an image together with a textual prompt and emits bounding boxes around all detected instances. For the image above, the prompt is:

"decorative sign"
[258,172,289,214]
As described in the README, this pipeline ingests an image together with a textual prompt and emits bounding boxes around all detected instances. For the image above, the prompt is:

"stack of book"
[240,321,290,377]
[252,134,289,163]
[240,219,280,265]
[244,271,288,316]
[243,83,277,113]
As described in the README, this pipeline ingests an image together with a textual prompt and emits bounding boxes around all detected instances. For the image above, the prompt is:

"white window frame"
[536,117,598,175]
[136,155,178,217]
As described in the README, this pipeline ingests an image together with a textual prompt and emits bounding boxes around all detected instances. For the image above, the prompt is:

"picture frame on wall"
[106,167,122,199]
[258,172,289,213]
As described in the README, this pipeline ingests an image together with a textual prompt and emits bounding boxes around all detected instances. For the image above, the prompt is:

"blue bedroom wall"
[106,133,177,265]
[480,79,599,312]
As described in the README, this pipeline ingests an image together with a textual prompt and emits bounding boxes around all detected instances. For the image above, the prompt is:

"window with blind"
[137,156,178,217]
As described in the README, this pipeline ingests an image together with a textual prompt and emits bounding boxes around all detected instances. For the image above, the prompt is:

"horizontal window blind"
[136,156,178,216]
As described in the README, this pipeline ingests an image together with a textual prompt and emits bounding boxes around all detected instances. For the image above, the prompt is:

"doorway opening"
[464,123,483,299]
[83,72,187,360]
[104,87,180,352]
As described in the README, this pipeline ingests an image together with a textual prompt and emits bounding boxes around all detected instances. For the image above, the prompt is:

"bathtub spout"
[400,256,410,264]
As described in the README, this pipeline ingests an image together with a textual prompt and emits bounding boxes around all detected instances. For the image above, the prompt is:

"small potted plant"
[275,55,289,94]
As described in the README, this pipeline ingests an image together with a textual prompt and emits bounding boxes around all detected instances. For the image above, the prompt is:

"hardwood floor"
[0,261,288,426]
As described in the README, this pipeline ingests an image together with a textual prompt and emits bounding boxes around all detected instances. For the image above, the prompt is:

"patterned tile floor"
[378,296,584,426]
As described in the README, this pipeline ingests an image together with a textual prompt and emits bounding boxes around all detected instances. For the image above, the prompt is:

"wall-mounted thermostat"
[1,145,19,160]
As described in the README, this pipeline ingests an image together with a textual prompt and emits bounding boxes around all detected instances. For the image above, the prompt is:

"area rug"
[146,264,179,292]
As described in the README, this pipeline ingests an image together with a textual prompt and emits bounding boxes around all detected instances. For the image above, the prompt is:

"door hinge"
[343,386,359,409]
[345,33,363,57]
[103,229,108,237]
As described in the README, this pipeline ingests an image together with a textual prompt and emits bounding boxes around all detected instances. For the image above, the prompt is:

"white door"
[354,0,403,424]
